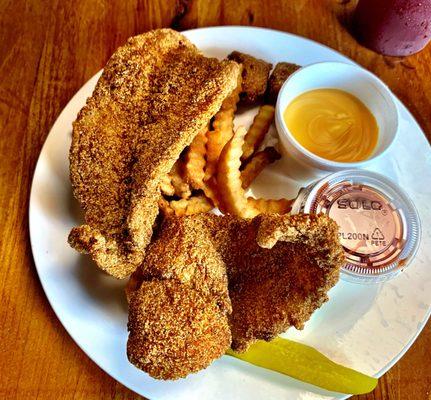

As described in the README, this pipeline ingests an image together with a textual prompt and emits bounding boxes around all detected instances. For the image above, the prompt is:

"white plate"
[29,27,431,400]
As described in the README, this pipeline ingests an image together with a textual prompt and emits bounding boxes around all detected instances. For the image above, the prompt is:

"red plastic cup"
[353,0,431,56]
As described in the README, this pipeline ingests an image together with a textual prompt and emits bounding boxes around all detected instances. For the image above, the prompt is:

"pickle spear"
[226,337,377,395]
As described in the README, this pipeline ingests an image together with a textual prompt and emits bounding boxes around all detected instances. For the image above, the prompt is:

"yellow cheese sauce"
[283,89,378,162]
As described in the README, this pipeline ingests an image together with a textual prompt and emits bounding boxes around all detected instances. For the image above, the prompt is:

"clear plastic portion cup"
[291,170,421,284]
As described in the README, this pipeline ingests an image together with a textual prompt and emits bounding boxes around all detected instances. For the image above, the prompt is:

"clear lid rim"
[301,169,422,283]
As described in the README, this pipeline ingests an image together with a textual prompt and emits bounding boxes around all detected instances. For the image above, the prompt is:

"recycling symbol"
[371,227,385,240]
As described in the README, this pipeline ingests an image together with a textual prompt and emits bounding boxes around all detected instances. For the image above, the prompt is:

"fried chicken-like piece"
[127,213,344,378]
[265,62,301,104]
[227,51,272,105]
[68,29,241,279]
[202,213,344,351]
[127,280,231,380]
[138,213,231,313]
[127,213,232,379]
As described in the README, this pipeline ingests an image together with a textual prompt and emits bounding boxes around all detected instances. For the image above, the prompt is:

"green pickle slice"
[226,337,377,395]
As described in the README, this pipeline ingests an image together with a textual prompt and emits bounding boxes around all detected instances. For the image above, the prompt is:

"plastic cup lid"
[302,170,421,283]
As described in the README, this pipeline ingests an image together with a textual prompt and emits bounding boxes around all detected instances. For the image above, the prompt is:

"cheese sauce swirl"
[283,89,378,162]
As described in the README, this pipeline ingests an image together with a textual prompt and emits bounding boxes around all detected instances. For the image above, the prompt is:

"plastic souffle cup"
[290,169,421,284]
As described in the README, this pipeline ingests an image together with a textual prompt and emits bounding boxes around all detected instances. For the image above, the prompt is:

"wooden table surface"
[1,0,430,399]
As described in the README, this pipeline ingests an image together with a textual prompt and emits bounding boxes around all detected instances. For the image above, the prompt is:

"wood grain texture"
[0,0,430,399]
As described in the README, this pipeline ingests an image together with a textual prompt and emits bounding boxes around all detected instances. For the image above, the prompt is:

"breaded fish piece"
[127,213,344,378]
[227,51,272,105]
[137,212,231,314]
[265,61,301,104]
[221,214,343,351]
[127,214,232,379]
[127,280,231,380]
[68,29,241,278]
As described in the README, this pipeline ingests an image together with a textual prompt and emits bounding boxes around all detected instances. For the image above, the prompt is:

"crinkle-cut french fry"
[217,126,260,218]
[169,195,213,216]
[241,147,281,189]
[202,178,220,208]
[241,105,275,161]
[184,129,208,190]
[158,195,212,217]
[183,127,219,208]
[247,197,293,215]
[158,197,174,216]
[169,160,192,199]
[204,68,243,182]
[220,64,243,111]
[159,174,175,196]
[205,115,234,182]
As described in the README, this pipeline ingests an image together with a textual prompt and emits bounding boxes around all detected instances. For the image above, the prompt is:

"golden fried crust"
[69,29,241,278]
[142,215,232,313]
[188,213,344,350]
[127,281,231,380]
[225,214,344,351]
[227,51,272,105]
[265,62,301,104]
[127,215,232,379]
[127,213,344,378]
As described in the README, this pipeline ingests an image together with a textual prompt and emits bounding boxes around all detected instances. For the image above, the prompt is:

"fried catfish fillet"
[127,213,344,379]
[68,29,241,278]
[127,215,232,380]
[127,280,232,380]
